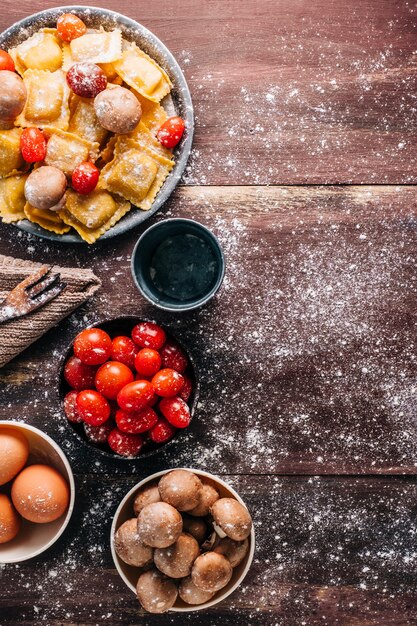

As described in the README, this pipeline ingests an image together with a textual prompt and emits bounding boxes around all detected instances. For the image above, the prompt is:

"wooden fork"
[0,265,66,324]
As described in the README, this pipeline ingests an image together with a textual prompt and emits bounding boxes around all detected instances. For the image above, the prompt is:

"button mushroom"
[154,532,199,578]
[182,515,208,545]
[24,166,67,210]
[94,85,141,134]
[210,498,252,541]
[133,482,161,516]
[137,502,182,548]
[179,576,215,605]
[191,551,232,593]
[114,518,153,567]
[213,537,249,568]
[158,469,203,512]
[188,481,219,517]
[136,569,177,614]
[0,71,27,122]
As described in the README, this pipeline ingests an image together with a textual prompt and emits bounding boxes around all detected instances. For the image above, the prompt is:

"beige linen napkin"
[0,254,101,367]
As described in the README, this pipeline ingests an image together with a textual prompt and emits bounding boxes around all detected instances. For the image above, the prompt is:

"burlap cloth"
[0,254,101,368]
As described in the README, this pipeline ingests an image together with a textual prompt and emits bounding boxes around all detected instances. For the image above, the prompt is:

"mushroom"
[133,482,161,516]
[182,515,208,545]
[0,71,26,122]
[158,469,202,512]
[154,532,199,578]
[213,537,249,568]
[136,569,177,614]
[114,518,153,567]
[179,576,215,605]
[191,552,232,593]
[137,502,182,548]
[24,166,67,210]
[189,481,219,517]
[94,86,141,134]
[210,498,252,541]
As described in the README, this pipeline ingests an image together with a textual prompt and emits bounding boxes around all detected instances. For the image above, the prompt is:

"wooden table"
[1,1,417,624]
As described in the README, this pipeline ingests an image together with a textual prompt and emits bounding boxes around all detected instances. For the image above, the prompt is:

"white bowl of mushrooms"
[110,468,255,613]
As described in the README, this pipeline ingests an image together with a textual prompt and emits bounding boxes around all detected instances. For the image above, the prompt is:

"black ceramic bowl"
[0,6,194,243]
[58,316,199,460]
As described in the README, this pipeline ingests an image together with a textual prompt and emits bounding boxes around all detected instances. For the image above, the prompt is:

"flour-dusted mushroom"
[137,502,182,548]
[114,518,153,567]
[179,576,215,605]
[154,532,199,578]
[213,537,249,568]
[210,498,252,541]
[94,86,141,134]
[189,481,219,517]
[0,71,27,122]
[191,552,232,593]
[133,482,161,516]
[136,569,177,614]
[158,469,203,512]
[182,515,208,545]
[24,166,67,210]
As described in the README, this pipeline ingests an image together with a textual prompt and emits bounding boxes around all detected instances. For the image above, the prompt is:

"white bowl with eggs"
[0,421,75,563]
[111,468,255,612]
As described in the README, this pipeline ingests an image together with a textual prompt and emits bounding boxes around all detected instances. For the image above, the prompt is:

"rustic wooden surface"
[1,1,417,624]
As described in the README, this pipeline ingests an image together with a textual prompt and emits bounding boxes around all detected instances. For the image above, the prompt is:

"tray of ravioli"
[0,7,193,244]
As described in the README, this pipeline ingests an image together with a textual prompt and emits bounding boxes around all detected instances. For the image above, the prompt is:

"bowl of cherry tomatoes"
[59,317,199,459]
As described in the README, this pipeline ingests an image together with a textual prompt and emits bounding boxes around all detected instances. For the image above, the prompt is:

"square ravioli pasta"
[9,29,63,74]
[43,128,99,175]
[15,69,70,130]
[0,174,28,222]
[0,128,25,178]
[24,202,70,235]
[113,44,172,103]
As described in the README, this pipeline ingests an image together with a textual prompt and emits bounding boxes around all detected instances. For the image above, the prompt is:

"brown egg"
[24,166,67,210]
[0,427,29,486]
[0,494,21,544]
[158,470,203,512]
[94,86,141,134]
[0,71,27,121]
[11,464,70,523]
[114,518,153,567]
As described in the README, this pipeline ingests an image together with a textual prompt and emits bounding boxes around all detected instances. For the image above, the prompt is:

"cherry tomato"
[134,348,161,377]
[76,389,110,426]
[73,328,112,365]
[57,13,87,42]
[152,368,184,397]
[20,127,47,163]
[115,406,158,434]
[131,321,166,350]
[107,428,143,457]
[95,361,134,400]
[117,380,154,412]
[159,396,191,428]
[84,420,114,444]
[160,341,188,374]
[63,390,83,423]
[157,116,185,148]
[179,374,193,402]
[66,62,107,98]
[0,50,15,72]
[111,335,138,369]
[72,162,99,195]
[149,418,176,444]
[64,356,97,390]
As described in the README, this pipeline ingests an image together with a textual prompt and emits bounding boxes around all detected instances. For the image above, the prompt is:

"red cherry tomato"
[134,348,161,377]
[73,328,112,365]
[64,356,97,390]
[95,361,134,400]
[84,420,113,444]
[179,374,193,402]
[115,406,158,434]
[152,368,184,397]
[63,390,83,423]
[72,162,99,195]
[76,390,110,426]
[157,116,185,148]
[66,62,107,98]
[131,322,166,350]
[111,335,138,369]
[160,341,188,374]
[20,128,47,163]
[159,396,191,429]
[0,50,15,72]
[149,418,176,444]
[117,380,154,412]
[57,13,87,42]
[107,428,143,457]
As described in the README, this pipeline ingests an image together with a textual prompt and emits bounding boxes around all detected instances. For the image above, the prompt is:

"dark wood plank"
[1,475,417,625]
[1,0,416,183]
[1,185,417,474]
